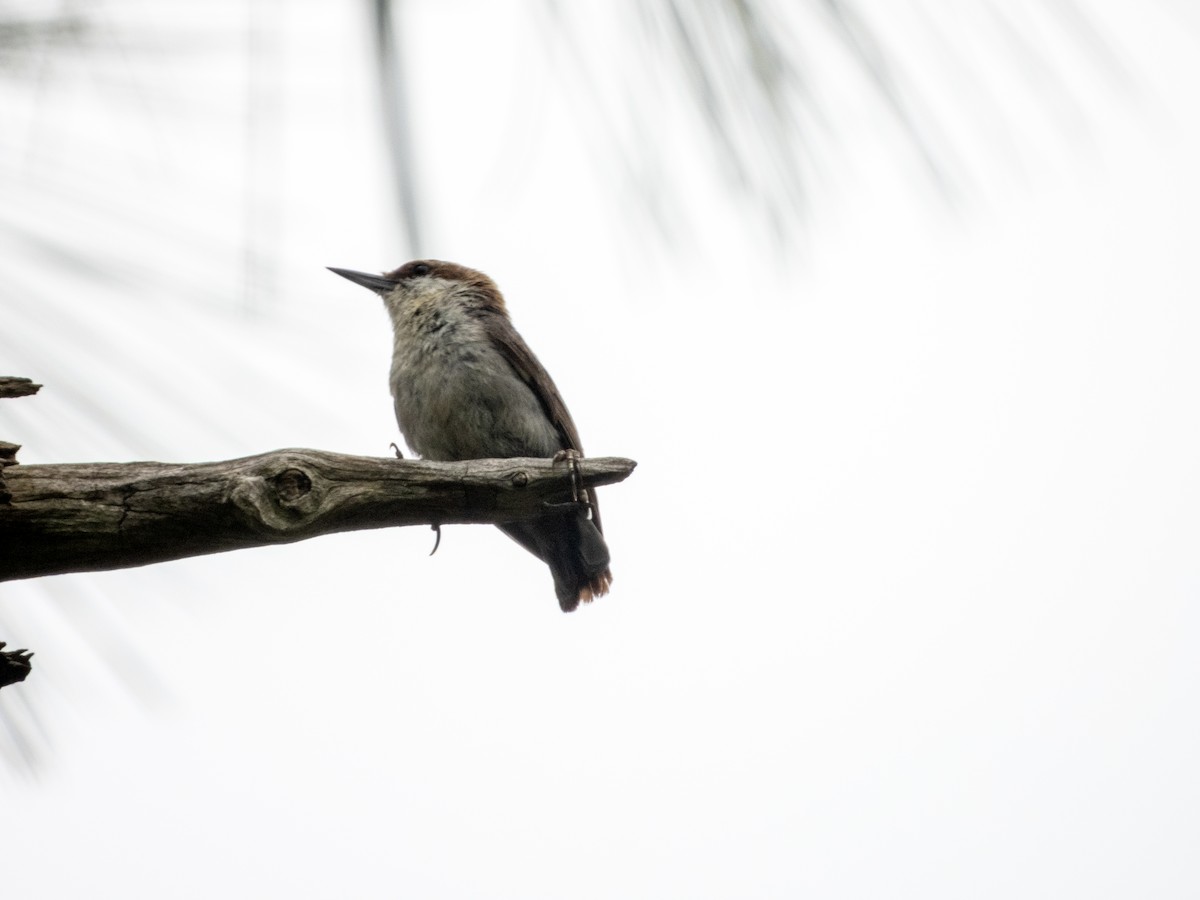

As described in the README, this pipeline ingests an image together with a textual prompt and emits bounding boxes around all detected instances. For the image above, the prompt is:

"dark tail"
[498,509,612,612]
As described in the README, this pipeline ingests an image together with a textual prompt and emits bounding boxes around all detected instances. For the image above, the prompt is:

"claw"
[429,523,442,556]
[542,499,586,511]
[389,442,404,459]
[552,448,583,504]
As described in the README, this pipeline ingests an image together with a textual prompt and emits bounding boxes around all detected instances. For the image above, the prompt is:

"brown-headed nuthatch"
[329,260,611,612]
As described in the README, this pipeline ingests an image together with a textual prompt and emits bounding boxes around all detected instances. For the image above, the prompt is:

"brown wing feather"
[481,309,604,534]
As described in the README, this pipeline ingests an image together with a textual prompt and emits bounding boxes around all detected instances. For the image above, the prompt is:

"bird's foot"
[552,449,583,504]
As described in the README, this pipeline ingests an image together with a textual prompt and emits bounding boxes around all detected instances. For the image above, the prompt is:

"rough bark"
[1,376,39,504]
[0,377,41,399]
[0,449,636,582]
[0,442,18,505]
[0,642,34,689]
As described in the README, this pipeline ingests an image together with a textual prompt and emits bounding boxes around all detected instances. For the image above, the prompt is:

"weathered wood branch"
[0,443,18,505]
[1,375,39,505]
[0,449,636,582]
[0,642,34,689]
[0,376,42,399]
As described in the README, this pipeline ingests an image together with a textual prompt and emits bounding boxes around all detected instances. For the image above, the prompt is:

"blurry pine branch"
[0,0,1145,765]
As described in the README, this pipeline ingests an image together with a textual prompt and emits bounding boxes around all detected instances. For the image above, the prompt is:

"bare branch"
[0,642,34,690]
[0,449,636,582]
[0,377,41,399]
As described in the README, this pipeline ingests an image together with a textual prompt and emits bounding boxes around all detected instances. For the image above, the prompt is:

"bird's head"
[328,259,507,317]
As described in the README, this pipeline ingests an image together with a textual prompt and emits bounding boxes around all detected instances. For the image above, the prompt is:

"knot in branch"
[229,456,326,535]
[273,468,313,502]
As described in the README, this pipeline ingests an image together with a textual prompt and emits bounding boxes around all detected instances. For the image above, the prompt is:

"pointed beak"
[327,267,399,295]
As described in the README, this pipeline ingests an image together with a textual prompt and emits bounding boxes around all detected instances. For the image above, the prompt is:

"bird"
[329,259,611,611]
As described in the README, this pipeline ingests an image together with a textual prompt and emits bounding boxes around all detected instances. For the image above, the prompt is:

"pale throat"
[385,280,493,371]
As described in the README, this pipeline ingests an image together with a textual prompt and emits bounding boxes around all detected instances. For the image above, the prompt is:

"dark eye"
[412,263,431,277]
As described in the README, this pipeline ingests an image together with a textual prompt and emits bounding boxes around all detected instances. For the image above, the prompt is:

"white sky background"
[3,1,1200,897]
